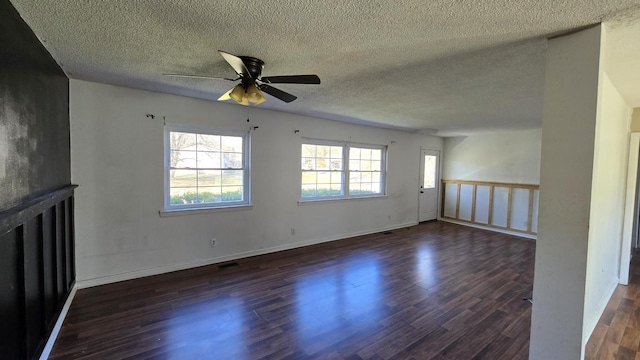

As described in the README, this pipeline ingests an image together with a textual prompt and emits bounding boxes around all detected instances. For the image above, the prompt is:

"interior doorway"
[419,149,440,222]
[621,133,640,284]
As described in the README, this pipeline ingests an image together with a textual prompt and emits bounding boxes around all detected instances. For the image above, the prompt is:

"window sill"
[159,204,253,217]
[298,195,388,206]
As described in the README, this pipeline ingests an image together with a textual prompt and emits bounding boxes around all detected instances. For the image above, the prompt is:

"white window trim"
[163,124,251,213]
[297,195,388,206]
[159,204,253,217]
[300,138,387,202]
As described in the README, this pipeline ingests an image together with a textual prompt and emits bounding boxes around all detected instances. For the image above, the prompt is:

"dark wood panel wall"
[0,186,76,359]
[1,0,74,357]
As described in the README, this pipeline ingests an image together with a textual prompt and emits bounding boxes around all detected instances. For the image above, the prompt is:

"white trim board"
[439,218,537,240]
[77,221,418,289]
[39,284,77,360]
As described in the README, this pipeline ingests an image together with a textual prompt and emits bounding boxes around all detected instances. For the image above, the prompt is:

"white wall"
[583,34,633,345]
[442,129,541,184]
[70,80,442,286]
[529,26,602,360]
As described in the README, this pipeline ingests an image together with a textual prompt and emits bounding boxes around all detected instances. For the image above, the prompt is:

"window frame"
[163,124,251,212]
[300,138,387,201]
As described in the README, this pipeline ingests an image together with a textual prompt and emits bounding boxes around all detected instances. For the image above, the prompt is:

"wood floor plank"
[49,222,536,359]
[621,326,640,350]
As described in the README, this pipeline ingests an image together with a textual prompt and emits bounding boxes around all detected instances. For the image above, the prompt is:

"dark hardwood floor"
[585,253,640,360]
[49,221,535,359]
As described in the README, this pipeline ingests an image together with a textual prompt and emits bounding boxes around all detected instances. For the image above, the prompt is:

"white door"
[419,149,439,222]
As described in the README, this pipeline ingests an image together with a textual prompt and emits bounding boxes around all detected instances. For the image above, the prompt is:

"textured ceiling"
[606,9,640,108]
[8,0,640,136]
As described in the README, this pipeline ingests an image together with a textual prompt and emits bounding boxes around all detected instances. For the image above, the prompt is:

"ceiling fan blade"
[164,74,237,81]
[217,89,233,101]
[258,84,297,103]
[218,50,249,76]
[261,75,321,84]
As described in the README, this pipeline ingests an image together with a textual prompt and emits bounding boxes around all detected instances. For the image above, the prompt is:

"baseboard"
[76,221,418,289]
[39,283,77,360]
[582,279,619,350]
[439,218,537,240]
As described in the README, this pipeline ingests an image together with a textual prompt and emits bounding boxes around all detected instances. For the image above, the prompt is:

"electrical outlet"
[210,238,216,247]
[523,221,528,227]
[291,228,295,236]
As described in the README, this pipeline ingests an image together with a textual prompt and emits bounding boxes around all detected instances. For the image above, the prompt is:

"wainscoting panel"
[0,186,76,359]
[532,189,540,233]
[491,186,509,228]
[459,184,474,221]
[23,217,44,359]
[441,180,539,235]
[43,207,57,331]
[0,228,23,359]
[474,185,490,224]
[511,188,531,232]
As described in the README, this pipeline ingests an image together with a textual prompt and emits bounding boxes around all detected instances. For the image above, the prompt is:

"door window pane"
[423,155,437,189]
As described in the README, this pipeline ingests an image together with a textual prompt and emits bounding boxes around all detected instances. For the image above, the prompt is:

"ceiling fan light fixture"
[240,91,250,106]
[229,84,246,104]
[247,84,266,105]
[217,89,232,101]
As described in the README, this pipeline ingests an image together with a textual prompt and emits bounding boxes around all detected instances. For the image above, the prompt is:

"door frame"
[620,132,640,284]
[418,148,441,222]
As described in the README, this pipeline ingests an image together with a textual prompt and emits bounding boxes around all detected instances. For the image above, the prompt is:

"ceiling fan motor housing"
[239,56,264,84]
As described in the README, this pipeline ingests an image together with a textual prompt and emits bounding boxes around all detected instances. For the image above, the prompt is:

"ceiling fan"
[165,50,321,105]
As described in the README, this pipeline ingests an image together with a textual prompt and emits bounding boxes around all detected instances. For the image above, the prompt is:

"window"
[301,143,344,198]
[349,147,384,195]
[164,126,250,210]
[301,140,386,200]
